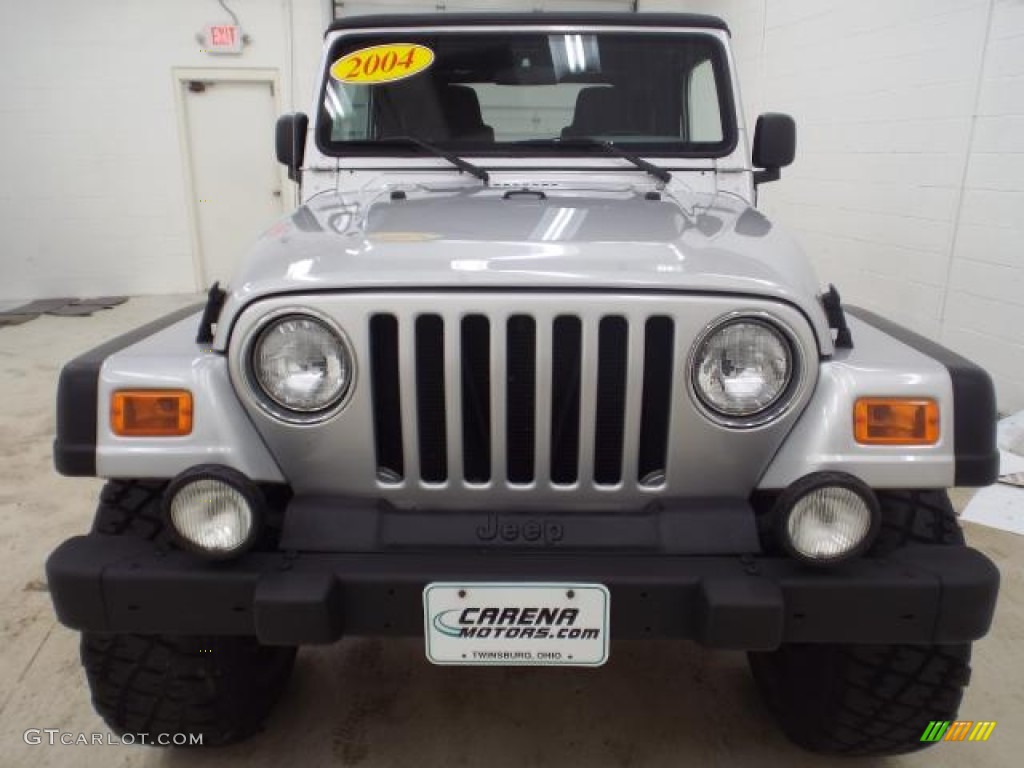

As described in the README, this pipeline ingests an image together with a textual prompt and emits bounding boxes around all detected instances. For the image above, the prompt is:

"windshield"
[317,31,736,157]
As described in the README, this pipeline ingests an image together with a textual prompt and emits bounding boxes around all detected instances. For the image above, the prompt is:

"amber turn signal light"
[111,390,193,437]
[854,398,939,445]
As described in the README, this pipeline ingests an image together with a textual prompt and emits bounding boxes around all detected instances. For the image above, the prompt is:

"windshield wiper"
[553,137,672,184]
[375,136,490,184]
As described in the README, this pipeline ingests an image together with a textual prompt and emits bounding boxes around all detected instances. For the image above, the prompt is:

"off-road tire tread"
[750,643,970,755]
[872,490,964,554]
[92,480,170,542]
[81,633,296,746]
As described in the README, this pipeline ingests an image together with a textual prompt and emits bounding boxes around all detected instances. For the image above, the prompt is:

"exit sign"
[203,24,243,54]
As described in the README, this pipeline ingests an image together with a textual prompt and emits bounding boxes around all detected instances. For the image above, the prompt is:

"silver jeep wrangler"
[47,12,1000,756]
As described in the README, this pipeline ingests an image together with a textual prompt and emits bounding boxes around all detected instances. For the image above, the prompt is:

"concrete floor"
[1,296,1022,767]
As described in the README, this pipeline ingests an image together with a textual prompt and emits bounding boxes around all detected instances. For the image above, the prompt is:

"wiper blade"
[555,137,672,184]
[376,136,490,184]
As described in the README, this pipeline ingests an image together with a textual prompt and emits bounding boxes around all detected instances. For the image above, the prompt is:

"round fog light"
[165,467,262,558]
[775,473,879,565]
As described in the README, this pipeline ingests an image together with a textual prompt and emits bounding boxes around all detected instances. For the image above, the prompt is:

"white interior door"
[181,78,284,288]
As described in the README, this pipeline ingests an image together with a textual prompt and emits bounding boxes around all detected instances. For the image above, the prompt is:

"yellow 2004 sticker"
[330,43,435,85]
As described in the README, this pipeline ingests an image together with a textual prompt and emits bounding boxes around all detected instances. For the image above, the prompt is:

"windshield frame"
[314,25,740,162]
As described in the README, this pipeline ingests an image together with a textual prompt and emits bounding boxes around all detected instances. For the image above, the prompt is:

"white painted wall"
[942,0,1024,413]
[642,0,1024,412]
[0,0,327,299]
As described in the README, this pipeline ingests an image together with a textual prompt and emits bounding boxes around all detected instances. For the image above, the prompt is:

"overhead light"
[325,83,347,120]
[564,34,586,74]
[530,207,584,242]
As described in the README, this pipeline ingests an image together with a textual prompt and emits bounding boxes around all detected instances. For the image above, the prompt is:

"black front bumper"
[46,534,999,650]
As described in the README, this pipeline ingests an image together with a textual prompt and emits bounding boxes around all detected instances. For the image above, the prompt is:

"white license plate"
[423,582,610,667]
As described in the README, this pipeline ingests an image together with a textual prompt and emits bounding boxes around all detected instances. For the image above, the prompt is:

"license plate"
[423,582,610,667]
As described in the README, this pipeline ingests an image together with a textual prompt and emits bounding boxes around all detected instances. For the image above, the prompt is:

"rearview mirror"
[752,113,796,187]
[275,113,308,183]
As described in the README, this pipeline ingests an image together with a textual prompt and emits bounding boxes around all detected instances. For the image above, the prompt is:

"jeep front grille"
[368,312,676,489]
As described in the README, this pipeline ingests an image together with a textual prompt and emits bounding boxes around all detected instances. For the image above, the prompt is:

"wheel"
[749,490,974,756]
[749,642,971,756]
[82,633,296,746]
[79,480,297,746]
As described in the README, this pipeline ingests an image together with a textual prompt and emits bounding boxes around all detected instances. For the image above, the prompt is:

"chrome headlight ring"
[688,310,803,429]
[241,307,357,425]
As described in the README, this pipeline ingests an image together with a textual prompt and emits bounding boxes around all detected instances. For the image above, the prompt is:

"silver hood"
[213,186,832,353]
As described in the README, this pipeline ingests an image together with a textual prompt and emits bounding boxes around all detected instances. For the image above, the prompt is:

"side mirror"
[275,113,308,183]
[752,113,796,187]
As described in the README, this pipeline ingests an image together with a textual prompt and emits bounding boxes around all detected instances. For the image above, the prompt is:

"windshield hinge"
[822,284,854,350]
[196,282,227,345]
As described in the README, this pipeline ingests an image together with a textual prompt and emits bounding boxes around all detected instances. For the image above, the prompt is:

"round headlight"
[775,473,880,565]
[251,314,353,416]
[165,468,261,558]
[692,316,794,424]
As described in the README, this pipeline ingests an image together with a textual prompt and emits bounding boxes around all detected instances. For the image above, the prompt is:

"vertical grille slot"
[365,303,679,495]
[415,314,447,482]
[461,315,491,483]
[369,314,404,482]
[594,316,628,485]
[550,315,582,484]
[638,316,675,485]
[506,315,536,483]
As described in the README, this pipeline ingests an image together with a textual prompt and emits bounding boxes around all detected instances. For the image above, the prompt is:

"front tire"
[749,642,971,755]
[82,633,297,746]
[749,490,974,756]
[80,480,297,746]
